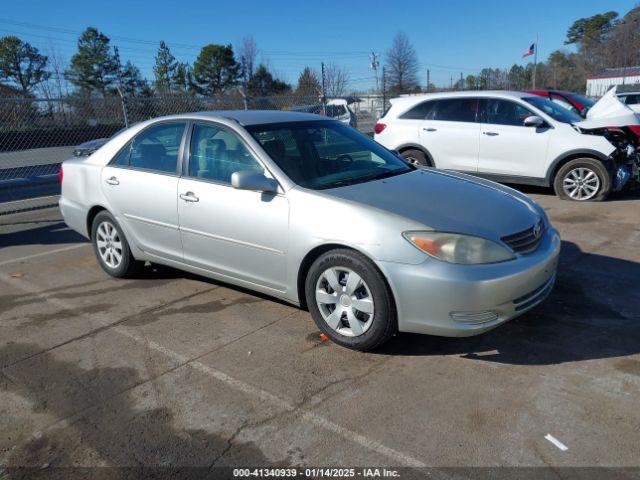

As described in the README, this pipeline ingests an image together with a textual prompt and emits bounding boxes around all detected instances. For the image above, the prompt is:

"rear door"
[418,97,480,172]
[478,98,550,178]
[100,122,187,261]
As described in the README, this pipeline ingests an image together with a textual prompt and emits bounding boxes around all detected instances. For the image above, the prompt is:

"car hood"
[324,169,542,241]
[576,87,640,129]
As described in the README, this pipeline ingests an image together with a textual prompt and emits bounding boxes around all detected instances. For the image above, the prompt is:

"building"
[586,67,640,97]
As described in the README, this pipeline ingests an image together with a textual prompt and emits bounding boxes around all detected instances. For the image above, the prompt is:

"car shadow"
[377,241,640,366]
[0,221,87,248]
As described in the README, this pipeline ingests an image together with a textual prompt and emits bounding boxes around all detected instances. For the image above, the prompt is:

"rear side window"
[129,123,186,174]
[111,143,132,166]
[400,101,435,120]
[432,98,478,122]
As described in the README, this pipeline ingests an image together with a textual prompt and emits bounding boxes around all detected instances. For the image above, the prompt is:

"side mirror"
[523,115,545,127]
[231,170,279,194]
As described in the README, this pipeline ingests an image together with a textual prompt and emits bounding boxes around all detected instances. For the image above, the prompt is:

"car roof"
[148,109,331,126]
[389,90,534,106]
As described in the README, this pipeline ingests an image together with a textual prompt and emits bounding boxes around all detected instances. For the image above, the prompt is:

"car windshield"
[247,120,413,190]
[523,96,583,124]
[568,93,595,109]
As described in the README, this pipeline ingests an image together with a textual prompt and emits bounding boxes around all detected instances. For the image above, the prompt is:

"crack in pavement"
[1,271,428,468]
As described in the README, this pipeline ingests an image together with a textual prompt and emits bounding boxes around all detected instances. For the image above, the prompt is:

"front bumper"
[378,227,561,337]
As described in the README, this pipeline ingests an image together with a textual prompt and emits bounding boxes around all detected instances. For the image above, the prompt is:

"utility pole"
[240,55,249,110]
[320,61,327,111]
[113,46,129,128]
[381,66,386,116]
[460,72,463,90]
[426,69,430,92]
[532,34,539,89]
[370,52,380,93]
[450,75,453,90]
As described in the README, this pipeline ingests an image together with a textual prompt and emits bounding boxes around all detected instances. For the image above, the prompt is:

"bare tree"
[324,63,350,97]
[385,32,419,93]
[238,35,259,80]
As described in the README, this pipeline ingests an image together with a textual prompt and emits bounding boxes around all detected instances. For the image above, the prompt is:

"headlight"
[403,231,515,264]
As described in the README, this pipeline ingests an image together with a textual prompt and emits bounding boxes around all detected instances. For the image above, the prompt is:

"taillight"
[374,123,387,134]
[58,164,63,185]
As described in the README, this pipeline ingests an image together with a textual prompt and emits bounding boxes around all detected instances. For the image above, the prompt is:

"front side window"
[483,99,536,126]
[248,120,413,190]
[523,96,582,124]
[129,123,186,174]
[189,124,263,184]
[431,98,479,122]
[550,95,579,115]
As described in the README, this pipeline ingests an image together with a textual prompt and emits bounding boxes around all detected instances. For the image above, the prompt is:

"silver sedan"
[60,110,560,351]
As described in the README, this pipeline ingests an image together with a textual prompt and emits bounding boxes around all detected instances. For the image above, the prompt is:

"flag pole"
[532,34,538,89]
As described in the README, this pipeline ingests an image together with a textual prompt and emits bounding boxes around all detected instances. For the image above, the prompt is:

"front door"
[100,122,187,261]
[177,122,289,291]
[478,98,550,179]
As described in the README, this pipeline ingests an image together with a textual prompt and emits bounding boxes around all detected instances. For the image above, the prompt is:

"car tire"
[401,148,431,167]
[305,249,397,351]
[91,211,143,278]
[554,158,611,202]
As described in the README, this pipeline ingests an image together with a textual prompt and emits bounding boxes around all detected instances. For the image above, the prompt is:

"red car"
[525,90,595,117]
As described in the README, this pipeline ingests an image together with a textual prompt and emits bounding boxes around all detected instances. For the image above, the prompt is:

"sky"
[2,0,636,91]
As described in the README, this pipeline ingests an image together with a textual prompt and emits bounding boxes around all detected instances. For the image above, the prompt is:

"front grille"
[501,221,544,253]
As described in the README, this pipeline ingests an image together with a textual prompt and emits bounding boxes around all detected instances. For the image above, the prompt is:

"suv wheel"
[305,249,396,351]
[401,149,431,167]
[554,158,611,202]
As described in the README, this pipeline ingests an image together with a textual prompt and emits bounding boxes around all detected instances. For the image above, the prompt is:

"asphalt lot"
[0,187,639,477]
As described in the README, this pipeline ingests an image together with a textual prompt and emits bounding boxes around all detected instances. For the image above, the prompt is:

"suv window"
[431,98,478,122]
[129,123,186,173]
[189,123,263,184]
[483,99,535,126]
[400,101,435,120]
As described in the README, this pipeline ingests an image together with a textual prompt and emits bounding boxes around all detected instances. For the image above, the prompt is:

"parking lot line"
[0,243,89,267]
[545,434,568,452]
[1,271,428,468]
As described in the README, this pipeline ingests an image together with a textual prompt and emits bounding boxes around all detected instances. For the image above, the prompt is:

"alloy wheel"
[562,167,600,200]
[315,267,375,337]
[96,221,123,269]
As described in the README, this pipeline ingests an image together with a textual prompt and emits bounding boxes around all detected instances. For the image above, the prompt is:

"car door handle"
[105,176,119,185]
[483,131,499,136]
[422,128,437,132]
[179,192,199,202]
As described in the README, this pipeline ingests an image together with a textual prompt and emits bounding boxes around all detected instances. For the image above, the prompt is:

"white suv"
[374,91,618,201]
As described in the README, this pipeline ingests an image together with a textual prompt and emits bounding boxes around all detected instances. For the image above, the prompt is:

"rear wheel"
[91,211,142,278]
[400,148,431,167]
[305,249,396,351]
[554,158,611,202]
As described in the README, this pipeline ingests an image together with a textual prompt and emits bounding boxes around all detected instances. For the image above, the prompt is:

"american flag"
[522,43,535,58]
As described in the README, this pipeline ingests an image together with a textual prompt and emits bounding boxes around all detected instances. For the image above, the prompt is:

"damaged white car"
[375,87,640,201]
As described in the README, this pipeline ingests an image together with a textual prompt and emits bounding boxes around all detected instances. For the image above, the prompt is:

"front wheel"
[305,249,396,351]
[554,158,611,202]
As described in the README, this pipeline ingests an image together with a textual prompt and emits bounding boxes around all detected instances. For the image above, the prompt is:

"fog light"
[450,311,498,324]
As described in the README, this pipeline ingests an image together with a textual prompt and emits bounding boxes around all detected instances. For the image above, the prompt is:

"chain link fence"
[0,93,387,218]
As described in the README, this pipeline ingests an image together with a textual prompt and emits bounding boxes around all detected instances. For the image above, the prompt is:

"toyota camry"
[59,110,560,351]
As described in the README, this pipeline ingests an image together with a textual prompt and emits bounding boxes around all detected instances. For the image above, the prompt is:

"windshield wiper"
[322,168,409,189]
